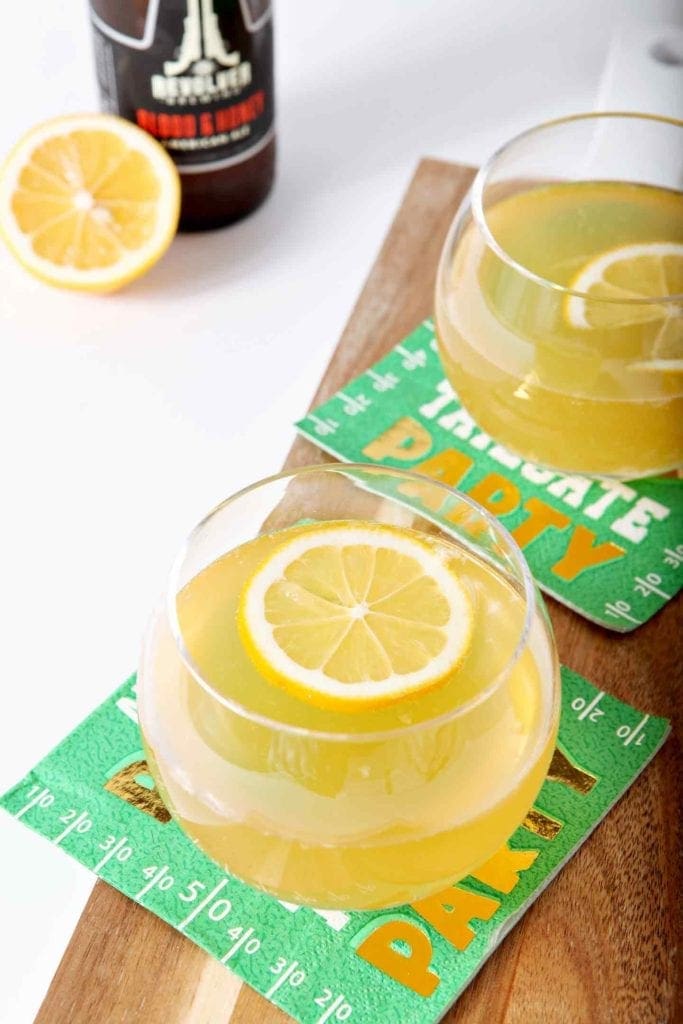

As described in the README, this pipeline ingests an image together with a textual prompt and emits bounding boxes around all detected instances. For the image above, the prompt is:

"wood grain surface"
[35,159,681,1024]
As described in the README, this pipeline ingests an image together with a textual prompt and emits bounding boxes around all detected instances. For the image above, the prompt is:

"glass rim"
[162,462,552,744]
[469,111,683,304]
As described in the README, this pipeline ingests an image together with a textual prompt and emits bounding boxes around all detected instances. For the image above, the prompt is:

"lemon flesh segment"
[238,524,474,710]
[0,114,180,292]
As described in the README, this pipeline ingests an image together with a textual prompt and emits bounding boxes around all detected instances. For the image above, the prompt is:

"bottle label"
[90,0,274,172]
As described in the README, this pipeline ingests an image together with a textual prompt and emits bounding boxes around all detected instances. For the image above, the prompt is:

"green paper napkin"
[1,668,668,1024]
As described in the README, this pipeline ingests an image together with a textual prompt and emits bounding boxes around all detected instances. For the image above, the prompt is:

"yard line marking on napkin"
[53,810,93,845]
[178,879,230,931]
[575,691,605,721]
[94,836,131,872]
[15,786,53,819]
[221,926,257,963]
[618,714,650,747]
[135,864,172,901]
[266,960,304,999]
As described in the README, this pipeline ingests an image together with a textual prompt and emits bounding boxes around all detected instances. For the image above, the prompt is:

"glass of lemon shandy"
[139,464,560,910]
[436,113,683,478]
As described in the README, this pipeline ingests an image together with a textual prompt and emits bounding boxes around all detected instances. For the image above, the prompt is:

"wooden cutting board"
[35,159,681,1024]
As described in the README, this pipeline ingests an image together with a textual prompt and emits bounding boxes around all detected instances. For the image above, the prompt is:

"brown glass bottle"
[89,0,275,230]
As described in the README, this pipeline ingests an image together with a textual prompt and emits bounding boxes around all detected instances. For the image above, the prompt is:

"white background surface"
[1,2,681,1020]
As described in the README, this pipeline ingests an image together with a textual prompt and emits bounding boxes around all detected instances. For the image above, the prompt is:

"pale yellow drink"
[436,181,683,477]
[139,520,558,910]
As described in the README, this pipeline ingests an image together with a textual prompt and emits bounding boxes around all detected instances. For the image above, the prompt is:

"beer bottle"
[89,1,275,230]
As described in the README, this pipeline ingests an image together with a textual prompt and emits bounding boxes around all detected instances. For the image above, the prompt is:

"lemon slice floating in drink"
[565,242,683,372]
[239,522,473,710]
[0,113,180,292]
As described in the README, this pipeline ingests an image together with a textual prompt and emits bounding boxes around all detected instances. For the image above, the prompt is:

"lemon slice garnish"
[0,114,180,292]
[564,242,683,373]
[565,241,683,327]
[238,523,473,710]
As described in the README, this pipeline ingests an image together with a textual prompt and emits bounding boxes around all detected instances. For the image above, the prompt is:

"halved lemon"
[0,113,180,292]
[238,522,473,711]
